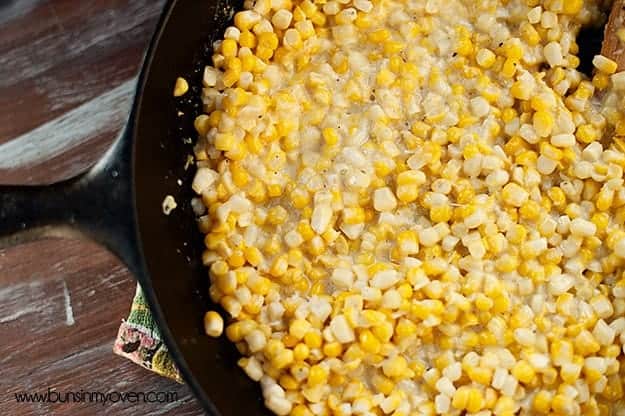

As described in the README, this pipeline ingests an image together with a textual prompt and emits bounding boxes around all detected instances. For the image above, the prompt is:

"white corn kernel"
[569,218,596,237]
[550,133,576,147]
[540,11,557,29]
[284,230,304,247]
[419,227,440,247]
[241,357,264,381]
[204,311,224,337]
[470,97,490,118]
[353,0,373,12]
[203,66,221,87]
[537,155,557,175]
[544,42,563,67]
[513,328,536,347]
[265,396,292,416]
[527,6,542,24]
[435,394,450,414]
[435,377,456,396]
[224,26,241,41]
[373,187,398,212]
[548,274,574,295]
[246,329,267,352]
[331,268,354,289]
[271,9,292,30]
[443,362,462,381]
[582,142,603,161]
[192,168,218,194]
[330,314,356,343]
[311,203,333,234]
[611,72,625,90]
[381,289,402,309]
[592,319,616,345]
[371,270,400,290]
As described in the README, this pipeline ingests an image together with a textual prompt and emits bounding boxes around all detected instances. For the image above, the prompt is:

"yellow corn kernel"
[323,342,342,358]
[519,199,540,220]
[575,330,601,356]
[495,254,519,273]
[272,348,294,369]
[290,188,310,209]
[501,182,529,207]
[562,0,583,14]
[411,120,431,138]
[293,344,310,361]
[396,170,425,203]
[591,212,609,232]
[593,55,618,74]
[593,73,610,90]
[511,81,530,100]
[222,68,241,87]
[367,374,392,395]
[342,207,365,225]
[173,77,189,97]
[394,319,417,340]
[430,205,453,223]
[258,32,278,50]
[322,127,340,146]
[502,39,523,60]
[194,114,211,137]
[456,36,473,57]
[368,28,391,43]
[307,364,328,386]
[239,31,256,48]
[279,374,299,391]
[221,38,238,58]
[467,366,492,385]
[382,355,408,379]
[533,111,554,137]
[476,48,496,68]
[226,320,254,342]
[533,390,553,413]
[502,58,517,78]
[552,394,575,415]
[520,22,540,46]
[376,68,396,87]
[304,331,322,349]
[577,124,600,144]
[596,189,614,211]
[512,360,535,384]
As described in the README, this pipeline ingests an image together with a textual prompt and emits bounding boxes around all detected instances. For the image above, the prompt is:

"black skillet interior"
[131,1,271,415]
[130,1,613,415]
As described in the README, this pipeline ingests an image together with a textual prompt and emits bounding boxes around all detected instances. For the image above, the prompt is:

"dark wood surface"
[0,1,205,415]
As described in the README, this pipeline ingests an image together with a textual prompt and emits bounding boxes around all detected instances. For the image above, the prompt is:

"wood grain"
[0,1,204,414]
[602,0,625,71]
[0,240,202,416]
[0,0,161,143]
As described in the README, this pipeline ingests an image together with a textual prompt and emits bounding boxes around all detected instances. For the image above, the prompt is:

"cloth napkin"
[113,285,182,382]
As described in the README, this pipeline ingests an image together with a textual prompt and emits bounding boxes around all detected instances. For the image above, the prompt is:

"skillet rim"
[127,0,218,414]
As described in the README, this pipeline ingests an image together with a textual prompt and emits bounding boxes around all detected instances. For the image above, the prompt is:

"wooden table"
[0,1,204,414]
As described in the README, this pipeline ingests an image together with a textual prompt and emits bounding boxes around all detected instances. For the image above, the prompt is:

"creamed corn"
[189,0,625,414]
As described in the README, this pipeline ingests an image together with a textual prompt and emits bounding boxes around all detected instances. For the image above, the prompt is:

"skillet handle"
[0,177,85,247]
[0,122,143,276]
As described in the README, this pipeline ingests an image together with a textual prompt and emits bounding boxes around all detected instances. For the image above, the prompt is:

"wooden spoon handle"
[602,0,625,71]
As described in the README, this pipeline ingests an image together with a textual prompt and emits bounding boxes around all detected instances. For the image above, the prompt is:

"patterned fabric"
[113,285,183,383]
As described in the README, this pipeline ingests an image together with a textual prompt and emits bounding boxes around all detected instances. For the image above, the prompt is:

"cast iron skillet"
[0,1,616,415]
[0,1,270,414]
